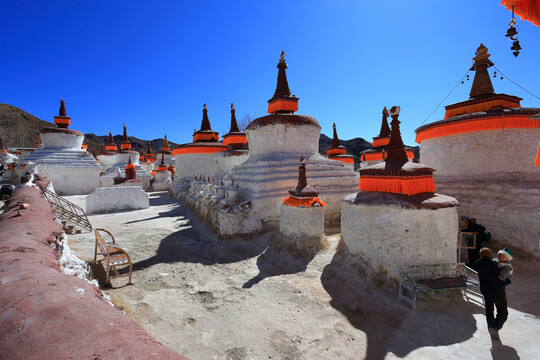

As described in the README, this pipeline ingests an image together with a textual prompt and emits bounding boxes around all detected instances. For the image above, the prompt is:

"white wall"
[341,194,458,280]
[86,186,149,214]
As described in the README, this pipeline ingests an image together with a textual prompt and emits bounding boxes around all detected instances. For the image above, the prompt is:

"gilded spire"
[59,98,67,117]
[230,103,240,133]
[469,43,495,99]
[200,104,212,131]
[384,106,408,167]
[378,107,391,138]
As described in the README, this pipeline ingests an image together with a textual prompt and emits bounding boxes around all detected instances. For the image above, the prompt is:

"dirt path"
[67,192,540,360]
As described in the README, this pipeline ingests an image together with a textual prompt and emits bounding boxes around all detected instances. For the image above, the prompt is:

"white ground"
[66,192,540,360]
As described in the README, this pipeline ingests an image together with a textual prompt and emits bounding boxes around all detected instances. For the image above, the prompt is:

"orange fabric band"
[268,99,299,114]
[372,137,390,147]
[416,116,540,143]
[172,146,227,155]
[330,156,354,164]
[358,175,436,195]
[283,196,326,207]
[327,148,346,156]
[535,143,540,167]
[193,132,219,142]
[222,135,247,145]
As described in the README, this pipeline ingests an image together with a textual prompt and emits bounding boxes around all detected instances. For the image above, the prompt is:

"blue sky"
[2,1,539,146]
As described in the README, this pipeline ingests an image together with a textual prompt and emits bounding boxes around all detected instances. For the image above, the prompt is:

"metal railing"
[40,186,93,232]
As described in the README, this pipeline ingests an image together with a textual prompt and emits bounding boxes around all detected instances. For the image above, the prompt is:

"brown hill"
[0,104,54,148]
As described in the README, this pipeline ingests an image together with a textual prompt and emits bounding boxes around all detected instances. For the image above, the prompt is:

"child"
[488,248,513,340]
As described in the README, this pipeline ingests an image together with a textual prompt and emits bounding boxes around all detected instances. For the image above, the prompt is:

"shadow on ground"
[242,238,318,288]
[131,210,270,270]
[320,246,490,360]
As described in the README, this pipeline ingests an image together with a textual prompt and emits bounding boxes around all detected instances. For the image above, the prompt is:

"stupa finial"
[378,107,391,137]
[229,102,240,133]
[123,123,128,141]
[59,98,67,117]
[331,123,341,148]
[267,51,299,114]
[384,106,408,167]
[200,104,212,131]
[469,43,495,99]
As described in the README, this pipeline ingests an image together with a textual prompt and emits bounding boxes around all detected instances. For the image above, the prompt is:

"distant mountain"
[0,104,54,148]
[318,134,372,164]
[1,103,419,162]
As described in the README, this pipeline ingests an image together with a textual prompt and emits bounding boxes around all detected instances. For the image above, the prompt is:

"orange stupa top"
[415,44,540,144]
[222,103,248,149]
[172,104,228,156]
[54,98,71,129]
[146,141,157,162]
[283,156,326,207]
[156,154,168,172]
[120,123,132,150]
[361,107,414,162]
[106,132,117,152]
[267,51,299,115]
[326,123,354,164]
[125,158,137,180]
[359,106,436,196]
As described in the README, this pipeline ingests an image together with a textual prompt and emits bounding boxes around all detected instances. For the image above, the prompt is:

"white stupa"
[99,124,152,189]
[22,99,102,195]
[226,53,359,228]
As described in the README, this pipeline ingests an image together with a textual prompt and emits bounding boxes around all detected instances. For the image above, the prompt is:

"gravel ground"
[67,191,540,360]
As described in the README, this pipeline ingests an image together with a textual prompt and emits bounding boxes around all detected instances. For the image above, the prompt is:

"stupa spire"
[106,131,117,152]
[331,123,341,148]
[54,98,71,128]
[469,43,495,99]
[287,156,321,199]
[384,106,409,167]
[59,98,67,117]
[122,123,128,142]
[378,107,391,137]
[200,104,212,131]
[230,103,240,133]
[163,134,170,150]
[267,51,299,114]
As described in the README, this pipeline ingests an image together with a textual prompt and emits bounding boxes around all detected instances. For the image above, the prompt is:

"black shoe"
[488,327,499,340]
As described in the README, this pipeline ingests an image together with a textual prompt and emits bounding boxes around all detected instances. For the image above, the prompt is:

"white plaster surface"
[420,128,540,253]
[22,150,102,195]
[214,150,249,178]
[341,193,458,279]
[40,131,84,150]
[420,128,540,177]
[229,153,358,224]
[151,170,172,191]
[280,204,324,239]
[174,153,221,180]
[246,122,320,156]
[86,186,149,214]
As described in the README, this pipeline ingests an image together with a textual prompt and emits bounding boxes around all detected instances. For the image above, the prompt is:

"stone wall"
[86,186,149,214]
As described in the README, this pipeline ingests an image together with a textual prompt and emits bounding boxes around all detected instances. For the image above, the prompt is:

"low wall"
[0,185,185,360]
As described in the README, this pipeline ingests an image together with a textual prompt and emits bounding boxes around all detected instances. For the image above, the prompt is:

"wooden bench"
[399,262,480,309]
[94,228,133,285]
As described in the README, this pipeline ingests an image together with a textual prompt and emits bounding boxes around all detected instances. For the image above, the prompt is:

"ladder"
[40,186,93,232]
